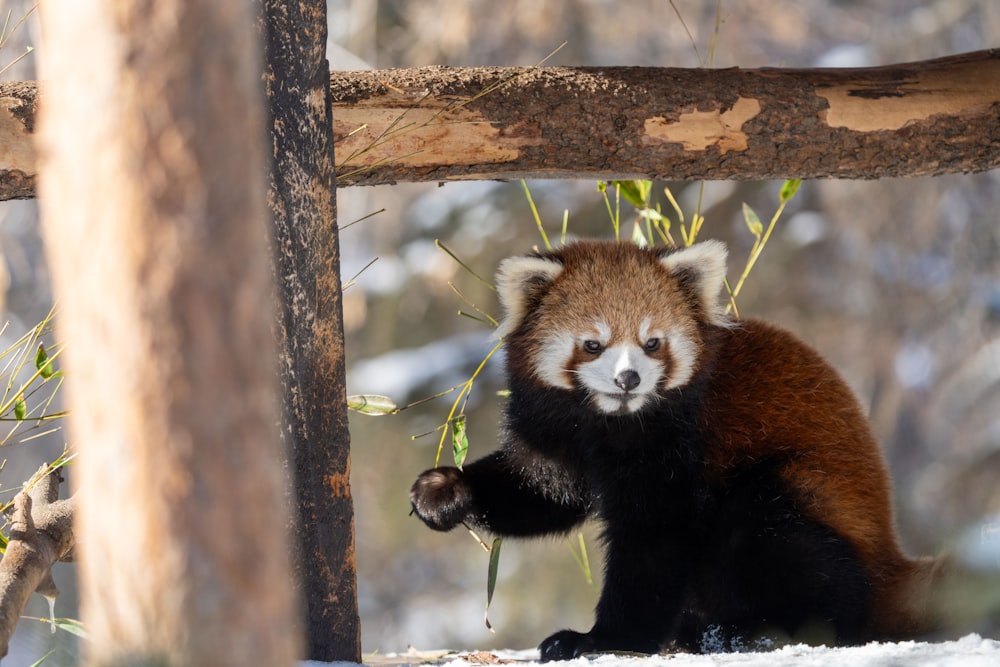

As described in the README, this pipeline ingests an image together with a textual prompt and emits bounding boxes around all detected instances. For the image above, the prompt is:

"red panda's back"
[698,318,936,638]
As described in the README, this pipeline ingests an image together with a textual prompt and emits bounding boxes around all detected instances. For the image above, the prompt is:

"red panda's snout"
[572,337,666,414]
[575,341,665,414]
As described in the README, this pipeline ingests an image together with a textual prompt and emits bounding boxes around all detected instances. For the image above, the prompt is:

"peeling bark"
[3,49,999,200]
[331,49,1000,184]
[0,466,74,659]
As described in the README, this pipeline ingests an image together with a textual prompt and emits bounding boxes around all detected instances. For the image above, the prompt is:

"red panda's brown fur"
[695,318,940,639]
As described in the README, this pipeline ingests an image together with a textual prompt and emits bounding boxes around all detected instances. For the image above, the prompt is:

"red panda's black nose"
[615,370,641,392]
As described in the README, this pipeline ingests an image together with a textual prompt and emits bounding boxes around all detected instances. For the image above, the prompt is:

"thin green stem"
[727,199,790,310]
[520,180,552,251]
[437,239,496,290]
[434,340,504,466]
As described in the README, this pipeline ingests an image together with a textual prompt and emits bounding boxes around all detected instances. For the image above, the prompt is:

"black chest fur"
[501,374,872,654]
[503,376,713,532]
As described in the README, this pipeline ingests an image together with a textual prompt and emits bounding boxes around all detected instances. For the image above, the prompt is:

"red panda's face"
[534,313,698,414]
[495,240,729,415]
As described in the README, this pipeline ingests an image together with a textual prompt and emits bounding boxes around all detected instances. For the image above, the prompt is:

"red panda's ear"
[659,240,729,326]
[494,255,564,338]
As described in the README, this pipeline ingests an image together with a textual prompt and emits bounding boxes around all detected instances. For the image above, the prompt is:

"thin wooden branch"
[0,80,36,199]
[2,49,999,201]
[0,465,74,659]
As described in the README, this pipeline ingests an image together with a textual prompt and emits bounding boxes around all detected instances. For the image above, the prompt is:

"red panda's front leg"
[539,528,690,661]
[410,450,590,537]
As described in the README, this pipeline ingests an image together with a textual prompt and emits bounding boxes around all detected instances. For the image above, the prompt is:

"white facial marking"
[639,317,665,344]
[664,331,698,389]
[639,317,652,341]
[593,392,647,414]
[534,332,575,389]
[593,320,612,346]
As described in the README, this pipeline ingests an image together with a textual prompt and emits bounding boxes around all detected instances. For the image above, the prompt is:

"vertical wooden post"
[261,1,362,661]
[36,1,300,665]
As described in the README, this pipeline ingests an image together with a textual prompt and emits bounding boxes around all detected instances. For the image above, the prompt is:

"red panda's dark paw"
[409,467,473,531]
[539,629,595,662]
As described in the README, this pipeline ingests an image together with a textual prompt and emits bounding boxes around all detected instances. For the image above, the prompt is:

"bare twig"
[0,464,74,658]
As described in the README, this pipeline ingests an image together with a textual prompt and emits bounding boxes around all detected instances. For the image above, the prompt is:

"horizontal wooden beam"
[331,50,1000,185]
[2,50,999,200]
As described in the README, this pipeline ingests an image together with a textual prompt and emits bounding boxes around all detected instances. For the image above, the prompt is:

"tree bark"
[0,466,74,659]
[0,80,35,199]
[3,49,999,200]
[36,2,300,665]
[261,1,362,662]
[332,49,1000,185]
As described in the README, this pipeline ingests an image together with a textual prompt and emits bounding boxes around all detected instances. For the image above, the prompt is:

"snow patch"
[304,635,1000,667]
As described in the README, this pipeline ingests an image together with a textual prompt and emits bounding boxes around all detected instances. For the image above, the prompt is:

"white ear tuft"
[659,240,729,325]
[494,255,564,338]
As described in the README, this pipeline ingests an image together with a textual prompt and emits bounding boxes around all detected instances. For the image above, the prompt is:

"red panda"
[410,239,943,659]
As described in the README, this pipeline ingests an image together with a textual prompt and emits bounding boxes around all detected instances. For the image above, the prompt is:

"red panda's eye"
[644,338,661,353]
[582,340,603,354]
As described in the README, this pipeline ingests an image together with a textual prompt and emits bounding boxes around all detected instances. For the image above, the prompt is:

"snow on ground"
[302,634,1000,667]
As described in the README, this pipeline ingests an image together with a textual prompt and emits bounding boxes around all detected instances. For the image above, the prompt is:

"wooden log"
[331,49,1000,185]
[3,50,999,200]
[36,0,300,664]
[262,0,362,662]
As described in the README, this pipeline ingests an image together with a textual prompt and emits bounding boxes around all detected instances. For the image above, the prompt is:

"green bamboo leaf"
[451,415,469,469]
[13,398,26,421]
[484,537,503,632]
[779,178,802,203]
[612,180,651,208]
[29,649,56,667]
[50,617,87,638]
[35,343,54,379]
[346,394,398,415]
[742,202,763,237]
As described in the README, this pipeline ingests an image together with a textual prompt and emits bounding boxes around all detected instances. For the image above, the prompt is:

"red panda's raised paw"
[409,467,473,531]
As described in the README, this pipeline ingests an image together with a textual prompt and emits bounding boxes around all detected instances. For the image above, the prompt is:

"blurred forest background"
[0,0,998,664]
